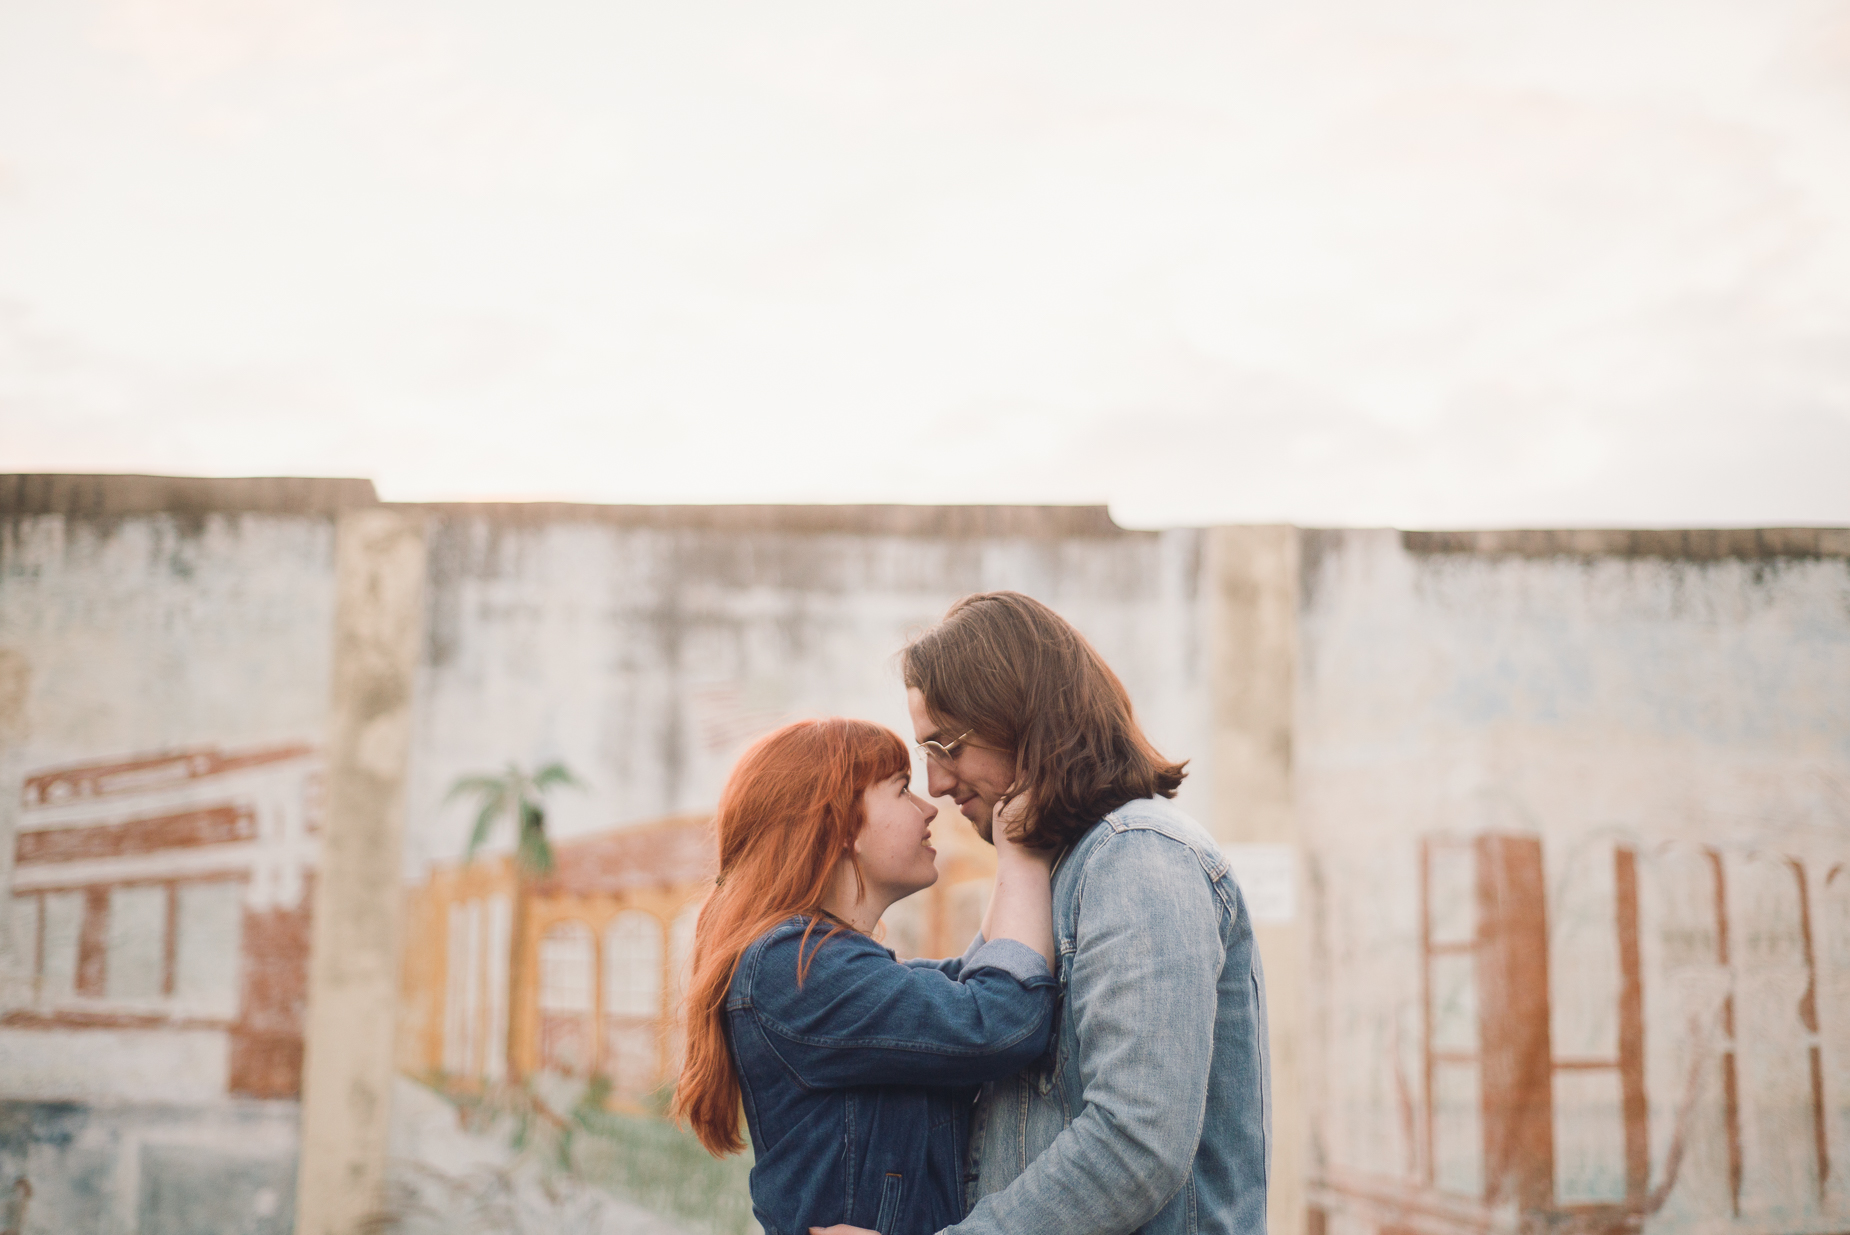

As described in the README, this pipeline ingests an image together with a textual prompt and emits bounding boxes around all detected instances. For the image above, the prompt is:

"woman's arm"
[983,799,1055,970]
[749,927,1056,1090]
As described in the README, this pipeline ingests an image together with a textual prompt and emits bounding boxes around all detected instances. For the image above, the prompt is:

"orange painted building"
[398,804,999,1105]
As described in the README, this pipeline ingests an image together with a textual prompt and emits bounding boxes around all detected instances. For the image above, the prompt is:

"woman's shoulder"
[734,917,889,1004]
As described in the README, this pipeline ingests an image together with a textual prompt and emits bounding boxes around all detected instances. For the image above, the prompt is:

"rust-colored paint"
[1473,834,1553,1211]
[21,743,315,809]
[230,884,313,1098]
[1789,858,1830,1197]
[16,804,257,865]
[1614,848,1648,1200]
[1706,848,1743,1217]
[162,882,179,998]
[76,887,108,997]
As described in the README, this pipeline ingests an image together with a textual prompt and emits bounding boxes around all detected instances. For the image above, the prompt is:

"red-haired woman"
[673,717,1057,1235]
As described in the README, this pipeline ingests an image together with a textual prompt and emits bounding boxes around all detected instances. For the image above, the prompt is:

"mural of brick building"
[7,744,321,1099]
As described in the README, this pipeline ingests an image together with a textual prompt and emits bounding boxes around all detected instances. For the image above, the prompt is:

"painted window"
[603,911,663,1099]
[174,881,242,1015]
[666,901,701,1074]
[539,920,596,1075]
[38,891,83,1002]
[13,880,243,1015]
[104,885,166,1001]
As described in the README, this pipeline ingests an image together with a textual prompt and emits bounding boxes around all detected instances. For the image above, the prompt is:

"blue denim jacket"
[725,916,1057,1235]
[949,797,1271,1235]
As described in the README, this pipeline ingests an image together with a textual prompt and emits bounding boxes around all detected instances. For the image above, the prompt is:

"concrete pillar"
[296,508,427,1235]
[1203,526,1306,1235]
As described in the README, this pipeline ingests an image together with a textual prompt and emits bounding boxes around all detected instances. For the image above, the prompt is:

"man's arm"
[949,829,1227,1235]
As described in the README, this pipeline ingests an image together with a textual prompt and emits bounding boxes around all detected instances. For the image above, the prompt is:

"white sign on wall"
[1224,844,1297,925]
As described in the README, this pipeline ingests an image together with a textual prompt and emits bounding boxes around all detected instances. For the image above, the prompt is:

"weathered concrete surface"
[402,507,1213,878]
[1299,529,1850,1235]
[296,509,427,1235]
[1206,526,1306,1235]
[0,474,377,520]
[0,493,343,1233]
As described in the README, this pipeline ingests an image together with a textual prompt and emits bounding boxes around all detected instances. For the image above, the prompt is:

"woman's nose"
[918,797,939,822]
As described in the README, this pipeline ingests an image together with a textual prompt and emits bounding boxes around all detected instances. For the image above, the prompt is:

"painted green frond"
[448,760,581,867]
[465,795,505,860]
[445,774,507,803]
[531,762,584,793]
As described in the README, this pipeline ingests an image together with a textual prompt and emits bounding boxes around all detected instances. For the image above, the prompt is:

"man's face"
[906,687,1016,843]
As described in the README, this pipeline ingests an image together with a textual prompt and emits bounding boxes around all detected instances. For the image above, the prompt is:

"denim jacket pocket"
[875,1172,903,1234]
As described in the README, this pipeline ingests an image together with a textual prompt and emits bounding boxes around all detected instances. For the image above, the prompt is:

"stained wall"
[0,476,372,1235]
[1298,529,1850,1235]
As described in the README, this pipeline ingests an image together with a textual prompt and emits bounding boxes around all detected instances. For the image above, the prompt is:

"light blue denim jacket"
[945,796,1271,1235]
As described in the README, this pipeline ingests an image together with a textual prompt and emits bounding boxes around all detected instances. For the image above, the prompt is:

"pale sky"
[3,0,1848,528]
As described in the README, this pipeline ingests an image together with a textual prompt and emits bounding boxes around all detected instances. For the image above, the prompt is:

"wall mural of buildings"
[2,477,1846,1235]
[0,477,358,1235]
[1300,529,1850,1235]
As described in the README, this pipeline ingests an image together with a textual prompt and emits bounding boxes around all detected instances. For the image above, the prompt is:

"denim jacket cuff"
[963,937,1053,986]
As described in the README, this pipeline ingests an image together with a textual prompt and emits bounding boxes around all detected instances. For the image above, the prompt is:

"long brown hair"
[901,591,1185,849]
[671,717,911,1155]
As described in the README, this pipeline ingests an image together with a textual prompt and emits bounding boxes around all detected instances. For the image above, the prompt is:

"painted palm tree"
[449,760,583,875]
[447,760,584,1080]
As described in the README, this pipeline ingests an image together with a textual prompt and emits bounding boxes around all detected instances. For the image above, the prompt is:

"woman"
[673,717,1057,1235]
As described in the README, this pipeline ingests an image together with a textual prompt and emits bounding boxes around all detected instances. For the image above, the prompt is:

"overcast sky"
[3,0,1847,528]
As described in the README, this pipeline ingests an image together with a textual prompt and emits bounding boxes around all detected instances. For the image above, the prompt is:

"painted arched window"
[666,900,702,1074]
[603,911,664,1099]
[538,920,596,1075]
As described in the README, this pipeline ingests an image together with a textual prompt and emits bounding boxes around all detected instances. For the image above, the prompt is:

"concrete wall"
[402,503,1212,876]
[9,475,1849,1235]
[1297,529,1850,1235]
[0,477,370,1235]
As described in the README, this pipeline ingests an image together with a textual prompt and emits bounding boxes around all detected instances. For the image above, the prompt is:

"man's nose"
[925,760,955,798]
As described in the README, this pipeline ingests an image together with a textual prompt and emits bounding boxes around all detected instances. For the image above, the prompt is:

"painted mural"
[375,507,1188,1234]
[8,481,1848,1235]
[1299,531,1850,1235]
[1,489,348,1235]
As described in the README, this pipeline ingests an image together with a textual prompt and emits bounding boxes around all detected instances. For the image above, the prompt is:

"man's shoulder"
[1081,797,1229,879]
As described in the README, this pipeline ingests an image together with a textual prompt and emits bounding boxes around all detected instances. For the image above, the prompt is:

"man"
[883,591,1269,1235]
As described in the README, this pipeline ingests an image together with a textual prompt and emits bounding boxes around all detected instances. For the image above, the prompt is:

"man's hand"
[809,1226,880,1235]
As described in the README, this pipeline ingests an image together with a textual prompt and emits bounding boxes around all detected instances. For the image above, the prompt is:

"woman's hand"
[992,793,1053,871]
[982,785,1056,969]
[810,1227,880,1235]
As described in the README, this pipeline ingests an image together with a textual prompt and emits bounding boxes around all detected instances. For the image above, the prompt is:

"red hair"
[671,717,911,1155]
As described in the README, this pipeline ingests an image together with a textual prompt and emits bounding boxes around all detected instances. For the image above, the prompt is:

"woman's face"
[853,769,941,905]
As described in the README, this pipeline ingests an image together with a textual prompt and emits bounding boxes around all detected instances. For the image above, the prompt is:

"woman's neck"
[819,860,892,934]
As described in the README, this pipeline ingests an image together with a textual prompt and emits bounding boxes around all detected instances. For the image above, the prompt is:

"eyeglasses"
[916,729,999,769]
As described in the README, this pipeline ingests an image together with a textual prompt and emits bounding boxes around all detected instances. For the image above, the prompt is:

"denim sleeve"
[752,930,1055,1089]
[901,930,987,980]
[947,831,1226,1235]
